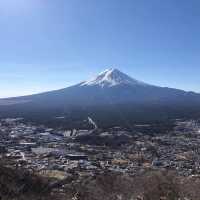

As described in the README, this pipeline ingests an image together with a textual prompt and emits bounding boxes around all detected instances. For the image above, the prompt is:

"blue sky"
[0,0,200,97]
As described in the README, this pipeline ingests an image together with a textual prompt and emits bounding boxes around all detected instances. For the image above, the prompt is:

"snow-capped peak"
[81,68,148,88]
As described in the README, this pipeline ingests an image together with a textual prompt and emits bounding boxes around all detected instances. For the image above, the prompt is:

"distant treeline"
[0,102,200,130]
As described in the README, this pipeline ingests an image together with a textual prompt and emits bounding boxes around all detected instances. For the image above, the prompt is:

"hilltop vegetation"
[1,162,200,200]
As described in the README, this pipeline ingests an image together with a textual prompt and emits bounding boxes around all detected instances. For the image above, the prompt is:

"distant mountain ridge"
[0,68,200,128]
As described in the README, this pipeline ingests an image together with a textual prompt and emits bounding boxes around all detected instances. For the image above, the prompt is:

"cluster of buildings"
[1,118,200,180]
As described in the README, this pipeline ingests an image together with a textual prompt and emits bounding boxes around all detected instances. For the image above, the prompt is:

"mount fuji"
[1,68,200,127]
[80,68,149,87]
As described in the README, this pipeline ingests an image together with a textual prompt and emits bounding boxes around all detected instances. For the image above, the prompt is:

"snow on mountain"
[81,68,149,88]
[1,68,200,127]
